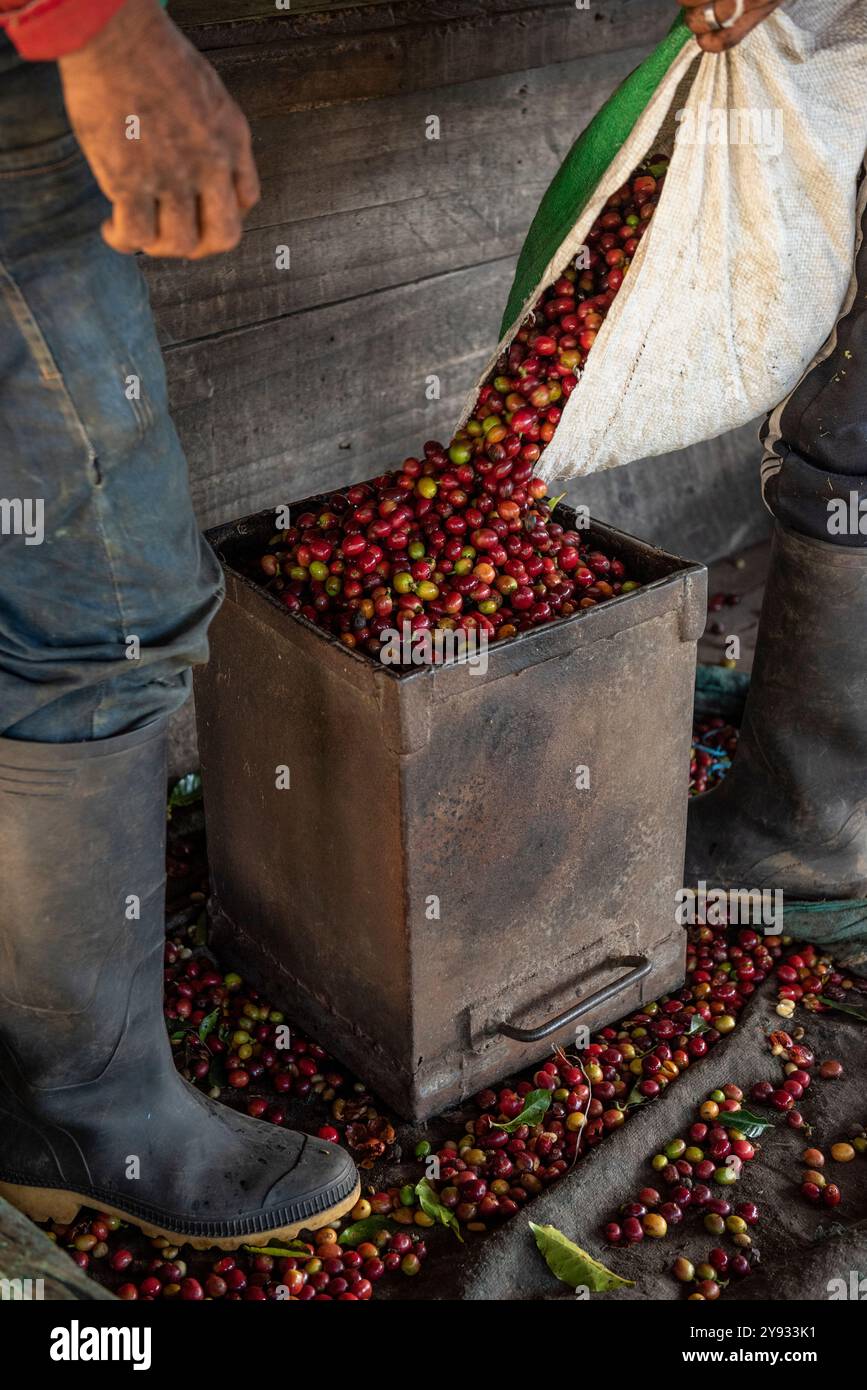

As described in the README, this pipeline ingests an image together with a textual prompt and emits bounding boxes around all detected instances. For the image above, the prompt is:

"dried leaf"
[529,1223,634,1291]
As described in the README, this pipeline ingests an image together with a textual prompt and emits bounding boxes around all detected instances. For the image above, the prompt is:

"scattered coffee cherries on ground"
[819,1059,844,1079]
[53,883,851,1302]
[774,944,866,1016]
[606,1085,760,1293]
[690,717,738,796]
[795,1120,866,1210]
[250,160,675,664]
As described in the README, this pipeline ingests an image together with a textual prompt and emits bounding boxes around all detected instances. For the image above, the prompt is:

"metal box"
[194,500,706,1119]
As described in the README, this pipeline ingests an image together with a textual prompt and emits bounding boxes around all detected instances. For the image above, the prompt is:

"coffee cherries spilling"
[252,160,674,663]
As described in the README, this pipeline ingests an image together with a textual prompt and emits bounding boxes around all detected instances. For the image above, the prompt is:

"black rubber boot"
[685,524,867,898]
[0,720,358,1248]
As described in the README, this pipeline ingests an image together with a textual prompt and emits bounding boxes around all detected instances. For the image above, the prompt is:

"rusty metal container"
[194,498,706,1120]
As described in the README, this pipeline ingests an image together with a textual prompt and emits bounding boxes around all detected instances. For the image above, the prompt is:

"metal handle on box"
[496,955,651,1043]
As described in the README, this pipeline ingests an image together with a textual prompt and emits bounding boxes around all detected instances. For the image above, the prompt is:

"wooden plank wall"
[155,0,769,769]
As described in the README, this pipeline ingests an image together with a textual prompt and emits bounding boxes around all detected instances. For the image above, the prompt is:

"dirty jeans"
[0,40,222,743]
[761,172,867,549]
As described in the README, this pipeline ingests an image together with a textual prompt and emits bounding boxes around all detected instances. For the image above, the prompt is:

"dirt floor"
[698,539,770,675]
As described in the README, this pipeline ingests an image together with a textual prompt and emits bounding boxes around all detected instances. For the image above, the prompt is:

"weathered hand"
[58,0,259,258]
[678,0,784,53]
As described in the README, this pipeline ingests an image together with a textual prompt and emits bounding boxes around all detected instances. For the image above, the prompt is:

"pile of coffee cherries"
[163,940,398,1165]
[253,158,672,661]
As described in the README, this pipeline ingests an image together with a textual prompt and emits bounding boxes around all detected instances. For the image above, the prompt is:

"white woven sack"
[462,0,867,483]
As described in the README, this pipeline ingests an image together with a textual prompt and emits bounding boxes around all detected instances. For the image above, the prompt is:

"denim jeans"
[0,39,223,742]
[760,171,867,550]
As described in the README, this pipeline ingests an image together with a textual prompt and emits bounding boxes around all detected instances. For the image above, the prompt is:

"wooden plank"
[167,260,512,527]
[195,1,674,114]
[172,0,672,58]
[0,1196,115,1301]
[144,50,642,344]
[170,0,398,27]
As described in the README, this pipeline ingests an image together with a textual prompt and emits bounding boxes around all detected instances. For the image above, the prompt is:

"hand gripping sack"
[460,1,867,484]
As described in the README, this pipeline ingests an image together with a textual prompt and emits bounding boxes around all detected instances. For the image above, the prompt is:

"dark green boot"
[0,719,358,1248]
[685,524,867,899]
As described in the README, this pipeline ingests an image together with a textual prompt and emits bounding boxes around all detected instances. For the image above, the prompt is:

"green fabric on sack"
[694,664,750,722]
[783,900,867,976]
[500,10,692,336]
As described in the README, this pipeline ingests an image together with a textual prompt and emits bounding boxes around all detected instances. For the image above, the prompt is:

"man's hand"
[58,0,259,258]
[678,1,784,52]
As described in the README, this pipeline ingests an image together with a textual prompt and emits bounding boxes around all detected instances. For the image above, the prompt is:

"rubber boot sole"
[0,1177,361,1252]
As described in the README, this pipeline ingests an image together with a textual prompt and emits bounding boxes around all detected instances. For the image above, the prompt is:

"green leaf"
[687,1014,709,1035]
[491,1089,553,1133]
[648,161,669,178]
[626,1082,647,1108]
[720,1109,776,1138]
[546,493,567,515]
[817,996,867,1023]
[169,1029,189,1043]
[198,1007,221,1044]
[415,1178,463,1242]
[529,1223,634,1291]
[168,772,202,810]
[338,1216,391,1247]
